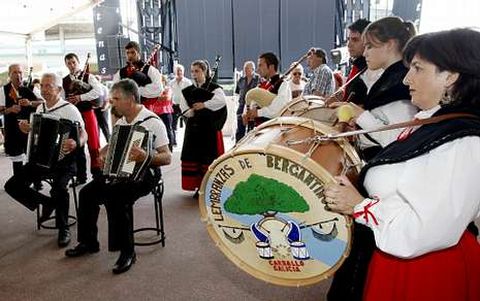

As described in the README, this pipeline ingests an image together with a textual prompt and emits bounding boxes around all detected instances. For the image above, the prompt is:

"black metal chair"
[133,178,166,247]
[36,176,79,230]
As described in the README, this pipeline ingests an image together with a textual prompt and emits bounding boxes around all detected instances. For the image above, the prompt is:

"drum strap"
[320,113,479,141]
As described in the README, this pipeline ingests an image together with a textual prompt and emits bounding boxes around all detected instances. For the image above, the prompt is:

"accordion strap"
[42,102,70,114]
[133,115,160,127]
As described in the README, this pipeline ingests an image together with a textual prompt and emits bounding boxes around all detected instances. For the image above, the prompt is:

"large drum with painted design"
[199,116,362,286]
[280,95,338,126]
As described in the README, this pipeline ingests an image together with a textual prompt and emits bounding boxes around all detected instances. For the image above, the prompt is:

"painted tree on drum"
[224,174,309,216]
[223,174,311,259]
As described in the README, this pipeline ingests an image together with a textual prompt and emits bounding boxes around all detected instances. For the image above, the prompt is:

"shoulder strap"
[44,102,70,114]
[133,115,160,127]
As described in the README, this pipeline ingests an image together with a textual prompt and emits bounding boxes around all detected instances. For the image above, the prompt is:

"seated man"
[65,79,172,274]
[4,73,87,248]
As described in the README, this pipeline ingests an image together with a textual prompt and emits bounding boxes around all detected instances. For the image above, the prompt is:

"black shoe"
[39,203,55,223]
[58,229,71,248]
[193,190,199,199]
[72,177,87,187]
[65,243,100,257]
[112,251,136,274]
[91,168,102,180]
[33,182,43,191]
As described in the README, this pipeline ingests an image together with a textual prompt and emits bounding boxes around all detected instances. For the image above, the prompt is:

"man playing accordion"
[4,73,87,248]
[65,79,172,275]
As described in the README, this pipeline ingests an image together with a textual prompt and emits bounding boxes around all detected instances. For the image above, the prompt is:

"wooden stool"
[133,178,166,247]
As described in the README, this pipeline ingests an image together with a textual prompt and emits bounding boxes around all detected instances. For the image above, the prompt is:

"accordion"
[103,124,153,182]
[26,113,80,169]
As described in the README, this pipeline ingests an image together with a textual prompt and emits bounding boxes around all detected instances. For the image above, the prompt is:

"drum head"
[280,95,338,126]
[199,117,357,286]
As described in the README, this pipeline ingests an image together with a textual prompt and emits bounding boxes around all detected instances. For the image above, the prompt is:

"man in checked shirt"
[303,47,335,97]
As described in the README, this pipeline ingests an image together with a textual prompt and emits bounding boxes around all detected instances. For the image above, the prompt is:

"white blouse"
[354,107,480,258]
[356,100,418,149]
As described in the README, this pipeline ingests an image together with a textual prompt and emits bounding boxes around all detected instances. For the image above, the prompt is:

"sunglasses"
[292,72,301,76]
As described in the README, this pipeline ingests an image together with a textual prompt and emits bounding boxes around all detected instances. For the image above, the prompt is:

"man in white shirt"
[168,64,192,145]
[5,73,87,248]
[65,79,171,275]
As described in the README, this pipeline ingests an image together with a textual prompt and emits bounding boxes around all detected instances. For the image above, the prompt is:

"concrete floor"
[0,128,478,301]
[0,130,330,301]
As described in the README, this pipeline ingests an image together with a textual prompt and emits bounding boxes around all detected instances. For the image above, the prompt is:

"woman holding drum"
[327,16,419,301]
[326,28,480,301]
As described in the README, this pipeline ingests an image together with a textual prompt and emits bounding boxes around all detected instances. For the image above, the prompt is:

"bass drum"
[280,95,338,126]
[199,116,362,286]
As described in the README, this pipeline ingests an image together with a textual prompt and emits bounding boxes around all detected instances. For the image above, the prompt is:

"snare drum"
[280,95,338,126]
[199,116,362,286]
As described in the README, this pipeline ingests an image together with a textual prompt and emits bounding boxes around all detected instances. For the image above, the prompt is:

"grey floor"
[0,130,478,301]
[0,132,330,301]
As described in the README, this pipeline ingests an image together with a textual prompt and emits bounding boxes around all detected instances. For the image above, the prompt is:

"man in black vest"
[112,41,163,111]
[63,53,103,183]
[0,64,41,176]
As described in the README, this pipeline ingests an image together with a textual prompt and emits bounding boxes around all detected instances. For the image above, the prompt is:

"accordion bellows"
[103,124,153,182]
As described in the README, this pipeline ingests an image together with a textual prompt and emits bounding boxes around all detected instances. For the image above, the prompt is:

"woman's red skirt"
[363,231,480,301]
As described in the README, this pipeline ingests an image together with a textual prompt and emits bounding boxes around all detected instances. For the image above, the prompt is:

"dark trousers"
[4,163,74,229]
[172,104,181,132]
[158,113,174,151]
[95,107,110,142]
[75,147,88,181]
[77,173,156,253]
[12,161,24,177]
[235,102,246,143]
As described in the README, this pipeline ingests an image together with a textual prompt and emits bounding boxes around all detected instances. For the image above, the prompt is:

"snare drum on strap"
[199,116,362,286]
[280,95,338,126]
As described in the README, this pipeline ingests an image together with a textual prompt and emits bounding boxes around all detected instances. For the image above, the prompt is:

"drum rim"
[199,120,358,286]
[251,116,362,168]
[279,94,326,116]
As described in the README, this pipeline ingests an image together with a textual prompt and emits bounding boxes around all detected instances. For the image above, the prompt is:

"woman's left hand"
[328,101,365,120]
[324,175,364,215]
[192,102,205,110]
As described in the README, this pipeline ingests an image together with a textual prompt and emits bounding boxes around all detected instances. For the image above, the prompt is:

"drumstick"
[324,67,367,105]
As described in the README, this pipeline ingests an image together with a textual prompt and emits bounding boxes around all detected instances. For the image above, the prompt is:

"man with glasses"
[289,63,306,98]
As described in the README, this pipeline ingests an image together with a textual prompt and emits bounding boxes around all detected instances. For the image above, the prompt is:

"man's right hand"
[7,105,21,114]
[18,120,31,133]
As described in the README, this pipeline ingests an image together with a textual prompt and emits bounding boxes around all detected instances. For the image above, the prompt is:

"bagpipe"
[245,49,311,108]
[69,52,93,95]
[181,55,227,130]
[125,44,161,86]
[68,53,104,109]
